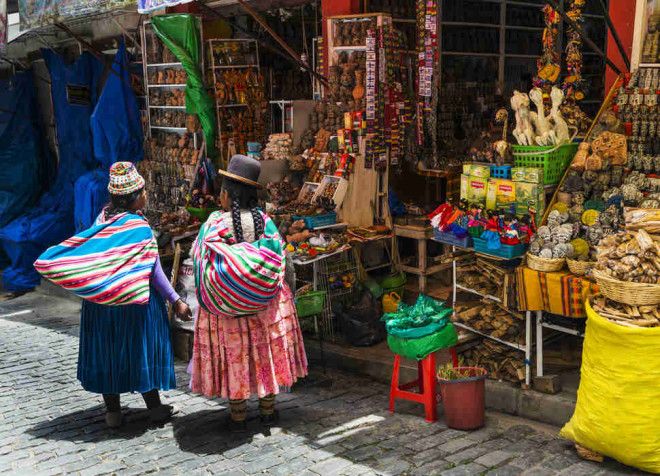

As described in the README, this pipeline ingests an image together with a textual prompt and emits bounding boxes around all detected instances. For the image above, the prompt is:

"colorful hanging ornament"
[534,4,561,88]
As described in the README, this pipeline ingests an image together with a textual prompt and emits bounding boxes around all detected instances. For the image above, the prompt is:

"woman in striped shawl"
[37,162,192,428]
[190,155,307,431]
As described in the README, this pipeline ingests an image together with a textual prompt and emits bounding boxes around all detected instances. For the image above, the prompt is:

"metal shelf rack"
[206,38,261,166]
[446,244,532,386]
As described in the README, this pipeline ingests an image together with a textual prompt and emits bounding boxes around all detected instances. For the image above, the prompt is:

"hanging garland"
[534,4,561,88]
[562,0,586,101]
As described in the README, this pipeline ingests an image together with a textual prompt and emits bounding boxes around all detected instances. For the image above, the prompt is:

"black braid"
[230,197,244,243]
[250,207,264,238]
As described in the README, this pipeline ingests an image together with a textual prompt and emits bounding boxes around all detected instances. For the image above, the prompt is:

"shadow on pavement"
[27,405,161,443]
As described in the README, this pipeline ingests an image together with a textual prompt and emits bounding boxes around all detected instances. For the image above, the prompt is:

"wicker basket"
[526,253,565,272]
[592,270,660,306]
[566,259,596,276]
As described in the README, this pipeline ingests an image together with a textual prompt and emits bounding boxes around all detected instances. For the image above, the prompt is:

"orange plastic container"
[438,367,487,430]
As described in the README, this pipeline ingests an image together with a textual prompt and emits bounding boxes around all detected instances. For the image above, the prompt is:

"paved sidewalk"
[0,292,633,475]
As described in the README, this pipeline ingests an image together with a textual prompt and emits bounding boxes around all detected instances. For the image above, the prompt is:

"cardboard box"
[463,163,491,179]
[512,167,544,184]
[486,179,516,211]
[470,178,488,206]
[515,181,545,218]
[460,174,469,202]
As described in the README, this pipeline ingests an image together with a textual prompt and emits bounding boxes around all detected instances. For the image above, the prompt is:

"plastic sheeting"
[0,71,48,229]
[74,170,108,231]
[0,51,103,291]
[561,300,660,473]
[73,41,143,232]
[90,41,143,170]
[18,0,133,30]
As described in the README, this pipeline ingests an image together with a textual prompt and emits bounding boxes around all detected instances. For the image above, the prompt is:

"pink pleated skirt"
[189,284,308,401]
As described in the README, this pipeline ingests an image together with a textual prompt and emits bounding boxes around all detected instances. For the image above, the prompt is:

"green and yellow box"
[515,181,545,218]
[462,163,491,179]
[511,167,544,184]
[486,178,516,210]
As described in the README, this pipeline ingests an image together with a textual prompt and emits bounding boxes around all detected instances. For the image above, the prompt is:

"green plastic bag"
[382,294,453,333]
[387,323,458,360]
[151,15,217,161]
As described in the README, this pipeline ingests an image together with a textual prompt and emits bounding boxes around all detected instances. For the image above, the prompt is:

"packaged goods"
[486,179,515,210]
[460,175,488,206]
[462,163,491,179]
[515,181,545,217]
[511,166,544,184]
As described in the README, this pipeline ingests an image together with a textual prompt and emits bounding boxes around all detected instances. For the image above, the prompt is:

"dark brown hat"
[217,154,262,188]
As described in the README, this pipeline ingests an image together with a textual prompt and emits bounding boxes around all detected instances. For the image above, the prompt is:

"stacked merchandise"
[528,68,660,275]
[262,133,293,161]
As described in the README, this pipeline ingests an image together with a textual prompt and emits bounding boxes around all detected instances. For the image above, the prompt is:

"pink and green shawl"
[192,211,285,318]
[33,210,158,305]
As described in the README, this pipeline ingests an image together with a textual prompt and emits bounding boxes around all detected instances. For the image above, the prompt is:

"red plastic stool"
[389,348,459,422]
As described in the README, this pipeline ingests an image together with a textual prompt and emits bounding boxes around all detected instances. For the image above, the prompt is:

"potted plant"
[437,363,488,430]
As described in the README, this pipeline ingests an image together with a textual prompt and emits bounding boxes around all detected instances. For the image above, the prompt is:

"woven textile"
[193,211,285,318]
[33,210,158,305]
[516,266,599,318]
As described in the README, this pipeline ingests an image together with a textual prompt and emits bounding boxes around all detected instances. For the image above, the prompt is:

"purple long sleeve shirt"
[152,257,180,304]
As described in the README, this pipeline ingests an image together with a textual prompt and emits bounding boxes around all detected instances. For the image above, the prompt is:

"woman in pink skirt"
[189,155,307,430]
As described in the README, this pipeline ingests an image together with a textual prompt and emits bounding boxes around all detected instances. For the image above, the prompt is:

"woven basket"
[592,270,660,306]
[566,259,596,276]
[526,253,565,272]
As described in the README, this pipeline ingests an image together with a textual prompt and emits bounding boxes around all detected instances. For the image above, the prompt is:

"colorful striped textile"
[33,210,158,306]
[516,266,599,318]
[193,211,285,318]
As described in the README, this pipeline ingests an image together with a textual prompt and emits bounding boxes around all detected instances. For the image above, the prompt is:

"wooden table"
[393,224,450,293]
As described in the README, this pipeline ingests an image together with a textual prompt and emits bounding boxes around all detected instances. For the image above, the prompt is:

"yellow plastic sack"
[560,300,660,474]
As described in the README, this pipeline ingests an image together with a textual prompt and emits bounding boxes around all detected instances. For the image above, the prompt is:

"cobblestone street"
[0,291,634,476]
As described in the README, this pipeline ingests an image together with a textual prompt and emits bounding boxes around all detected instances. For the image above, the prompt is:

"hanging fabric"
[0,51,103,292]
[90,40,143,169]
[0,71,50,229]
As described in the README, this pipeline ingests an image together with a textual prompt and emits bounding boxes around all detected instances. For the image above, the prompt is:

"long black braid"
[106,189,143,219]
[223,177,264,243]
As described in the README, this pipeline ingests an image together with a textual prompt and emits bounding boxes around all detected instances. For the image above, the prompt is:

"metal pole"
[525,311,532,387]
[535,311,544,378]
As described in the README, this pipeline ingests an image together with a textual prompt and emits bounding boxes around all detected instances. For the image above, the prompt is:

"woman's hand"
[174,299,192,321]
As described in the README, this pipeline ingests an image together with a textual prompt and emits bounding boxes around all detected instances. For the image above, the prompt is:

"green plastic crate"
[295,291,327,318]
[512,142,578,185]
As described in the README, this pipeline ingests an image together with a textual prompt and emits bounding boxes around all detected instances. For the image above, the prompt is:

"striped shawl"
[193,210,285,318]
[33,209,158,305]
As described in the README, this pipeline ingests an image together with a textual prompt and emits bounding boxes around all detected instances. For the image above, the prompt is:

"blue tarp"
[74,169,109,232]
[74,42,143,231]
[90,41,143,170]
[0,72,49,228]
[0,51,103,291]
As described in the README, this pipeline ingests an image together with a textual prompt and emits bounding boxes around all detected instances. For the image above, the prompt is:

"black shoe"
[149,404,178,424]
[259,410,279,427]
[225,415,248,433]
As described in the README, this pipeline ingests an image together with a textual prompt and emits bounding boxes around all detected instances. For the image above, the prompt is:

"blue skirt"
[77,289,176,394]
